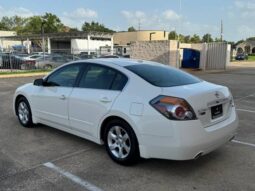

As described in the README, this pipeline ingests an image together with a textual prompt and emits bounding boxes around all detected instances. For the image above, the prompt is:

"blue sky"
[0,0,254,41]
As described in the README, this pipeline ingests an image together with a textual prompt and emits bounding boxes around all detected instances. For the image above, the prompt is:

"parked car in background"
[235,53,248,61]
[99,55,121,58]
[0,53,35,70]
[13,59,238,165]
[35,54,79,69]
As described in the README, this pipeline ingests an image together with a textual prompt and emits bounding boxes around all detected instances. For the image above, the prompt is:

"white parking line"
[235,93,255,101]
[236,109,255,113]
[43,162,103,191]
[232,140,255,148]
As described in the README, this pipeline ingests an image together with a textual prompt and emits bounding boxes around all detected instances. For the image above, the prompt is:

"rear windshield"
[125,64,201,87]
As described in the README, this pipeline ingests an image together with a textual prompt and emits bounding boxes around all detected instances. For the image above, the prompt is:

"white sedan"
[13,59,238,165]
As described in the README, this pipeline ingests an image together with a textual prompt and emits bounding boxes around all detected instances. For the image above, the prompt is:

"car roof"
[75,58,161,67]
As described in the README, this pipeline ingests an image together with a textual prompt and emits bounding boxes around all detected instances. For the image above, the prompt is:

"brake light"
[150,96,197,120]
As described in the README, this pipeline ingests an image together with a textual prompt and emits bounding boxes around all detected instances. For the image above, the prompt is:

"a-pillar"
[47,37,51,54]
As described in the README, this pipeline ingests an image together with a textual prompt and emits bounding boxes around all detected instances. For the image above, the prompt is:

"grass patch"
[0,69,51,75]
[248,55,255,61]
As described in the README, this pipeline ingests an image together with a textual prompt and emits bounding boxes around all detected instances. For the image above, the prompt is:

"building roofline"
[0,31,113,41]
[115,30,168,33]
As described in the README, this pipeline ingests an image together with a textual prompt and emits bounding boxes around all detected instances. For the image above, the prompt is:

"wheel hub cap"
[107,126,131,159]
[18,102,29,124]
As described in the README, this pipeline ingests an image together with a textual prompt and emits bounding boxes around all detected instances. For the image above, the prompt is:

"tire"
[16,97,34,128]
[104,119,140,165]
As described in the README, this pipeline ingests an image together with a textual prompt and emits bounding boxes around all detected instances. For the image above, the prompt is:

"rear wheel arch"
[100,116,140,165]
[100,116,139,145]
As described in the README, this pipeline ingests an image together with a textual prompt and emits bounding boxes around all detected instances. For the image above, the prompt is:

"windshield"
[125,64,201,87]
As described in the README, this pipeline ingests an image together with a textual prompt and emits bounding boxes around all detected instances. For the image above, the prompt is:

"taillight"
[150,96,197,120]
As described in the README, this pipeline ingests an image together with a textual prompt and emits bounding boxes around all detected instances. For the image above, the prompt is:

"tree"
[42,13,64,33]
[128,26,136,32]
[202,33,213,43]
[190,34,201,43]
[82,21,114,33]
[0,16,14,30]
[168,31,177,40]
[184,35,191,43]
[214,37,222,42]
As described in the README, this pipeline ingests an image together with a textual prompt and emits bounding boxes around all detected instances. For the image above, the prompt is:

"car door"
[31,63,82,128]
[69,63,128,137]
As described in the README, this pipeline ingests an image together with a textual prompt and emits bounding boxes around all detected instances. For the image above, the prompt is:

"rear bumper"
[139,109,238,160]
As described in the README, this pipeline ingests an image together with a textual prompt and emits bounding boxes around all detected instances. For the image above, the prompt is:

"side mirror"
[34,78,44,86]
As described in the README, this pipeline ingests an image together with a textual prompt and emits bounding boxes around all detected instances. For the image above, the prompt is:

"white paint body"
[13,59,238,160]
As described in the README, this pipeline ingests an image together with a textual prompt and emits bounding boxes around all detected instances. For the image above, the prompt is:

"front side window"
[79,64,127,90]
[46,64,81,87]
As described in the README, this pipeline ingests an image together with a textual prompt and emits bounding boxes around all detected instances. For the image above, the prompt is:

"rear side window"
[79,64,127,90]
[125,64,201,87]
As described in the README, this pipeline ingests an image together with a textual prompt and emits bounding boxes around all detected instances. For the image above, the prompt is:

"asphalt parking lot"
[0,66,255,191]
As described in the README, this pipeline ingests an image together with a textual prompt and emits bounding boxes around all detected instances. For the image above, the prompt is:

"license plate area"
[211,104,223,119]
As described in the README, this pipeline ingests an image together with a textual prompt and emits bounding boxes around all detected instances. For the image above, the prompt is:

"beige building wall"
[114,31,169,45]
[130,40,178,67]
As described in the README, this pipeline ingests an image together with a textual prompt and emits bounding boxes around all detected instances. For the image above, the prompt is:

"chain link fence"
[0,48,130,72]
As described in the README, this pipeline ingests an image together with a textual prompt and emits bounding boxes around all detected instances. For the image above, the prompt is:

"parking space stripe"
[235,94,255,101]
[232,140,255,148]
[236,109,255,113]
[43,162,104,191]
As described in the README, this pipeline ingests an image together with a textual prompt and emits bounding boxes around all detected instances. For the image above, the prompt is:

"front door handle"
[100,97,112,103]
[60,95,66,100]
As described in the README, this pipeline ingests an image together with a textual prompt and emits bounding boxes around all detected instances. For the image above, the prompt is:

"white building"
[0,31,22,51]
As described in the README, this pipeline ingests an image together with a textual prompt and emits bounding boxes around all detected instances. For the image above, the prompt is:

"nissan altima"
[13,59,238,165]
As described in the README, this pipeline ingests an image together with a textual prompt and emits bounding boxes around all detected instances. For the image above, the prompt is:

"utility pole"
[41,20,46,60]
[138,19,141,31]
[220,19,223,42]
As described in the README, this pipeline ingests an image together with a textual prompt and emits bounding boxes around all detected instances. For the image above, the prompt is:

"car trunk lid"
[161,81,233,127]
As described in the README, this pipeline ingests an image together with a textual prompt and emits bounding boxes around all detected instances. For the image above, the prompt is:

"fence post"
[10,52,13,72]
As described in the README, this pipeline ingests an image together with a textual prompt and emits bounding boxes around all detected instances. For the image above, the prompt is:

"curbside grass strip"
[0,72,49,79]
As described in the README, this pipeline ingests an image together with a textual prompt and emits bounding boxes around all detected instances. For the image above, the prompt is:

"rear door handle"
[60,95,66,100]
[100,97,112,103]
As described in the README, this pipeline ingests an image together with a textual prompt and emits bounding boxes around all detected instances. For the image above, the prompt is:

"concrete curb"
[0,72,49,79]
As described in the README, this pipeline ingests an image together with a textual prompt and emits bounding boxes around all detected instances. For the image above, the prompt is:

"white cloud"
[61,8,98,28]
[120,9,218,38]
[121,9,181,30]
[0,6,35,18]
[162,10,181,21]
[233,0,255,17]
[121,10,147,26]
[63,8,97,19]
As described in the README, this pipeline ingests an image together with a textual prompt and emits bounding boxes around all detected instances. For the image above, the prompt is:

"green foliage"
[128,26,136,32]
[183,35,191,43]
[0,13,65,34]
[190,34,201,43]
[168,31,178,40]
[82,21,114,33]
[247,37,255,41]
[42,13,64,33]
[202,33,213,43]
[0,16,27,33]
